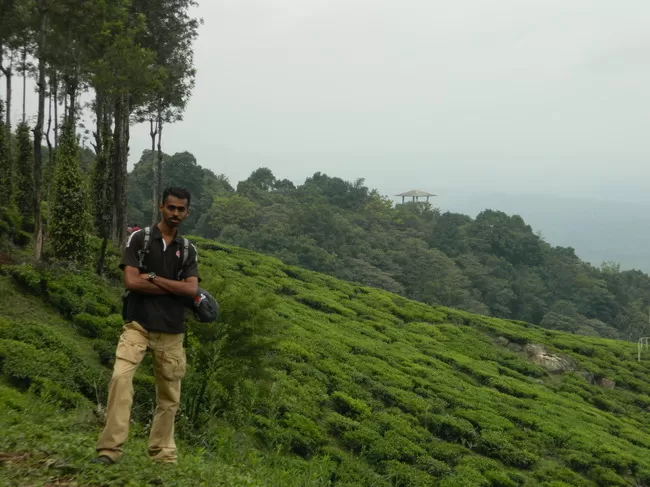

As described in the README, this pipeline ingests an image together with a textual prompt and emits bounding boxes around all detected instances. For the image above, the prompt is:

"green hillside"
[2,239,650,486]
[126,157,650,343]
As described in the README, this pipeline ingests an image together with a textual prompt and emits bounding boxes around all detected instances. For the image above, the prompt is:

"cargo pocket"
[160,347,187,381]
[115,337,147,365]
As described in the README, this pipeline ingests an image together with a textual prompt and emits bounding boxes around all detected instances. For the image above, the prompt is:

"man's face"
[160,194,189,229]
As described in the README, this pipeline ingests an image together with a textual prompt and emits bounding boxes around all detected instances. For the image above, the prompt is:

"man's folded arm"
[123,266,169,295]
[148,276,198,297]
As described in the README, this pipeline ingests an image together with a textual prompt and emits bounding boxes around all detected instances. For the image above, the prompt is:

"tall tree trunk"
[53,72,58,147]
[110,99,121,245]
[150,117,158,225]
[67,58,81,128]
[96,235,108,275]
[0,46,10,175]
[93,93,108,274]
[63,92,68,124]
[21,45,26,123]
[156,110,163,215]
[68,82,77,128]
[33,5,48,261]
[111,93,129,247]
[45,76,53,200]
[97,96,114,274]
[2,52,13,154]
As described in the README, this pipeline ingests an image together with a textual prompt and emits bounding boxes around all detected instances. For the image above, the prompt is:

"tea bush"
[3,239,650,486]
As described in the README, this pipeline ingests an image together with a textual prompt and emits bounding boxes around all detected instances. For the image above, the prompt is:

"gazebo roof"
[395,190,437,197]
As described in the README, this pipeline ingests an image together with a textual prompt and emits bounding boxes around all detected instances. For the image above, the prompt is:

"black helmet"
[189,288,219,322]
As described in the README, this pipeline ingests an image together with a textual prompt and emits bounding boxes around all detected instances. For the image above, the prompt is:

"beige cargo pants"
[96,321,187,463]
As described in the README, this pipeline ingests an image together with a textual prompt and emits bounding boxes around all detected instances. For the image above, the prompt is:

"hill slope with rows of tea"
[2,238,650,486]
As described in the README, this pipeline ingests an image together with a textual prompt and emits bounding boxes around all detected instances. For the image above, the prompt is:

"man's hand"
[123,267,168,295]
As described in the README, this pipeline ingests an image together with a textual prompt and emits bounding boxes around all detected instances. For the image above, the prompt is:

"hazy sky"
[123,0,650,203]
[6,1,650,267]
[8,0,650,203]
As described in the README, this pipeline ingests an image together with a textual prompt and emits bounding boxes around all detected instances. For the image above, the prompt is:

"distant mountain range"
[429,190,650,273]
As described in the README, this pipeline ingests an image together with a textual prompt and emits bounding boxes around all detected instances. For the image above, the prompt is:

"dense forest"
[126,150,650,343]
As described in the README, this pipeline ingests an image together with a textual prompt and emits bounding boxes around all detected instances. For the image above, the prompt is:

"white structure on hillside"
[395,190,436,204]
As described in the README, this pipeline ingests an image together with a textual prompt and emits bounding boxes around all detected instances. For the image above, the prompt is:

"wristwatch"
[148,272,156,281]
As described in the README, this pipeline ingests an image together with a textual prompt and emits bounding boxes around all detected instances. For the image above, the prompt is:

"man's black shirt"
[120,226,199,334]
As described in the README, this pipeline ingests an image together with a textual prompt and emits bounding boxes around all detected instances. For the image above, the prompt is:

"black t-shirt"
[120,226,200,334]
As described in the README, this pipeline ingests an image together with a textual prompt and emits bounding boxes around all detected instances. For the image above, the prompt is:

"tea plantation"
[2,238,650,486]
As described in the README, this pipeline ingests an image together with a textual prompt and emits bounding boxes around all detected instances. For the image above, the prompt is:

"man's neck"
[156,221,178,239]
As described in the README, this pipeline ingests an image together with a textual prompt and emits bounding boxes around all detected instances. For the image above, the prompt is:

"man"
[93,187,199,465]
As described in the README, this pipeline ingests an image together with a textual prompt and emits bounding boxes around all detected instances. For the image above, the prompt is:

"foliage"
[49,124,90,261]
[0,102,21,242]
[125,166,650,343]
[15,122,34,228]
[0,103,13,198]
[126,150,232,229]
[5,238,650,485]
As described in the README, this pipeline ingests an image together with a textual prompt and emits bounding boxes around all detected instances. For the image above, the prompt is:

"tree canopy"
[126,158,650,342]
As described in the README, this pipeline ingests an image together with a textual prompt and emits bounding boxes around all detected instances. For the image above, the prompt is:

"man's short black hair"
[162,187,191,207]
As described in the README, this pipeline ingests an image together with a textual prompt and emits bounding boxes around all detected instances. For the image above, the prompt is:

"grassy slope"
[2,238,650,486]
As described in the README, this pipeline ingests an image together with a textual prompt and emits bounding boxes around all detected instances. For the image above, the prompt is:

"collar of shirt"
[151,225,183,251]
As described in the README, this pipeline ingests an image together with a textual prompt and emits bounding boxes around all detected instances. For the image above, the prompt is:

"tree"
[206,195,259,235]
[0,101,20,239]
[0,0,31,175]
[131,0,200,225]
[15,121,33,227]
[244,167,276,191]
[49,124,89,261]
[466,210,544,267]
[32,0,48,260]
[0,102,14,200]
[90,91,113,274]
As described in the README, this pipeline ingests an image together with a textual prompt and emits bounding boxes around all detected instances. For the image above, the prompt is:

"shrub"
[0,339,75,390]
[430,414,478,443]
[437,465,489,487]
[342,426,382,453]
[29,377,89,409]
[478,430,539,468]
[73,313,122,339]
[414,455,451,476]
[331,391,371,419]
[7,264,44,293]
[367,430,426,464]
[325,412,360,437]
[587,465,627,487]
[425,440,469,465]
[455,409,515,432]
[381,460,434,487]
[280,412,326,458]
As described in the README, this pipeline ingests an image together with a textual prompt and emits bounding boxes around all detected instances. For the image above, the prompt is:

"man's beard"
[166,217,181,227]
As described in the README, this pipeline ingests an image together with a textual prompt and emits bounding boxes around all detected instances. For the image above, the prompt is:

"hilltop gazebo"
[395,189,437,204]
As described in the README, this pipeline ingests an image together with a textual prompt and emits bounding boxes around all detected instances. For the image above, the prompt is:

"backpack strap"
[137,226,152,270]
[178,237,189,280]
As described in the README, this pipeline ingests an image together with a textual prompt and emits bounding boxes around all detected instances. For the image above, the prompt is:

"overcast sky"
[124,0,650,203]
[9,0,650,204]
